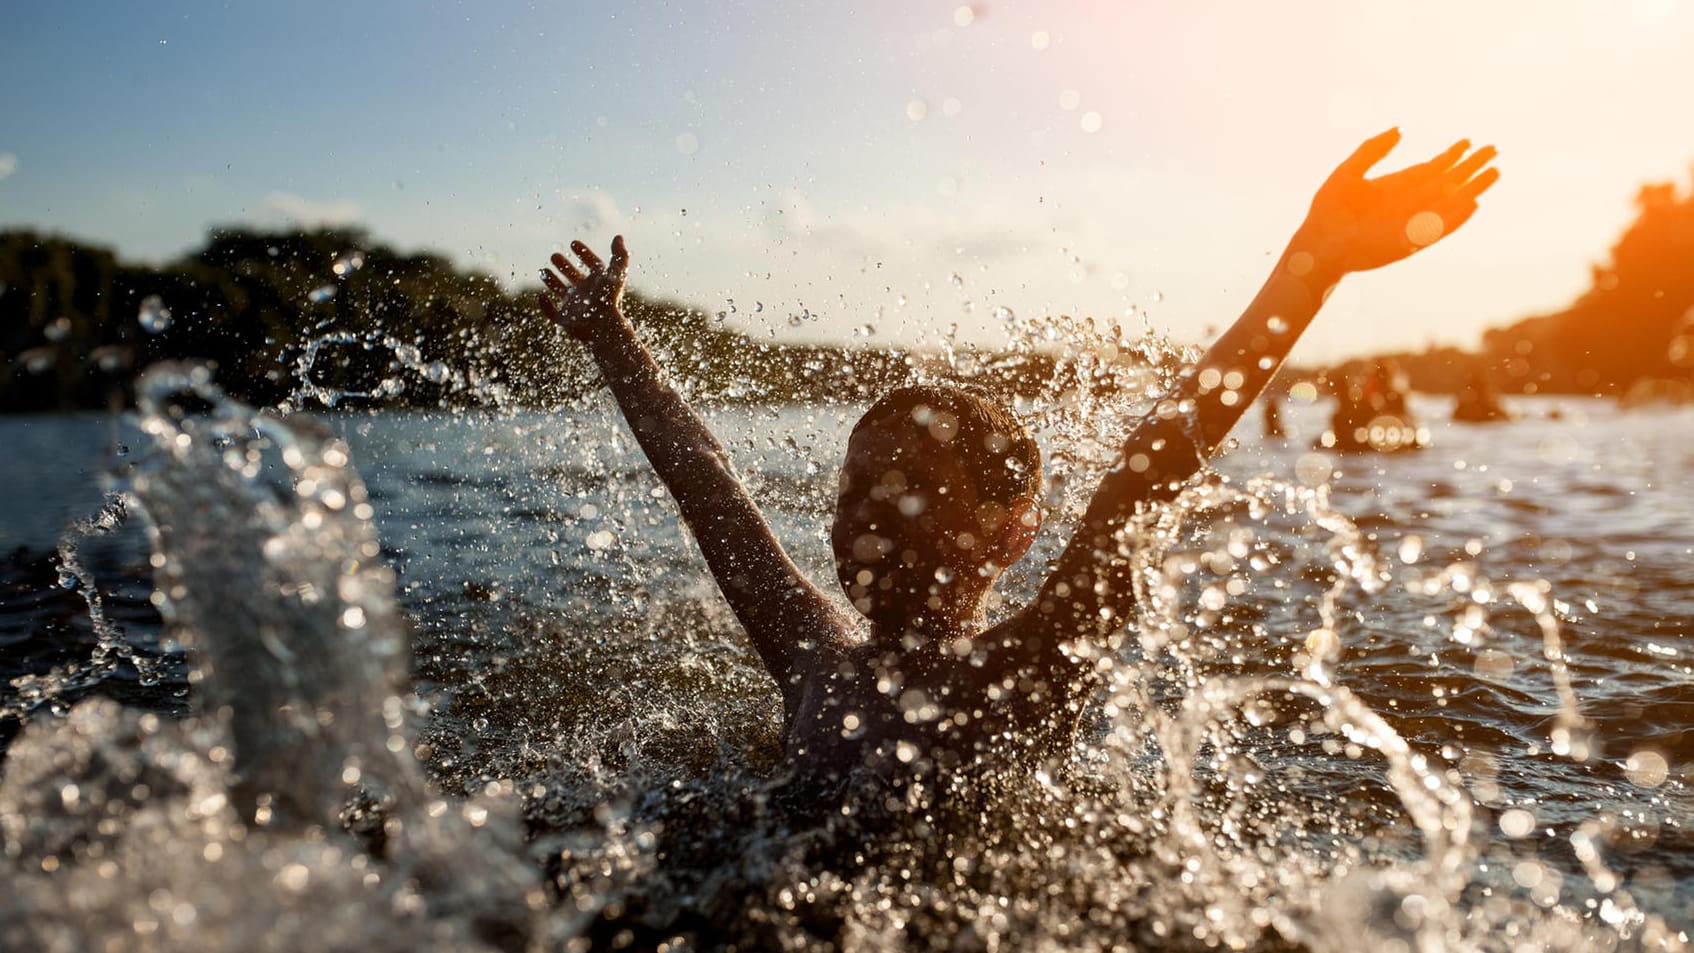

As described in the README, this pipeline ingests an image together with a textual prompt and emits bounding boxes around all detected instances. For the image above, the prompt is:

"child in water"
[539,129,1497,796]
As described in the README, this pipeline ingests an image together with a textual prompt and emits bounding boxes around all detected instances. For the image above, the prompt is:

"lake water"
[1,386,1690,951]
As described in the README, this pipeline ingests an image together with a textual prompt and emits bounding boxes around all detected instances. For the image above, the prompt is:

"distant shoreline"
[7,225,1688,415]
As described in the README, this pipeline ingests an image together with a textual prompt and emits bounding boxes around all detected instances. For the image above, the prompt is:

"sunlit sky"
[6,0,1694,361]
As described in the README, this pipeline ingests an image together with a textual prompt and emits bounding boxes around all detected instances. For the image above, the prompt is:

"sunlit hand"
[539,236,629,341]
[1298,129,1499,275]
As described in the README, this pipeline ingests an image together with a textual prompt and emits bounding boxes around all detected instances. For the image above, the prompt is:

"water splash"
[290,330,469,411]
[3,363,548,951]
[2,495,162,721]
[138,295,172,334]
[125,363,417,822]
[2,311,1689,950]
[331,249,366,277]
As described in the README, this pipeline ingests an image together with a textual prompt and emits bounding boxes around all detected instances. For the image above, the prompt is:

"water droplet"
[1498,808,1536,838]
[585,529,616,550]
[331,250,365,276]
[949,272,964,288]
[44,317,72,342]
[423,361,451,384]
[993,305,1016,322]
[1405,210,1446,247]
[138,295,172,333]
[18,348,54,373]
[1303,627,1340,661]
[308,285,338,304]
[1625,750,1670,788]
[93,345,127,370]
[788,314,804,327]
[1152,290,1164,302]
[754,301,765,313]
[1267,316,1289,334]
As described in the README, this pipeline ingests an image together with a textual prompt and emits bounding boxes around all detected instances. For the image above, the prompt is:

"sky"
[5,0,1694,362]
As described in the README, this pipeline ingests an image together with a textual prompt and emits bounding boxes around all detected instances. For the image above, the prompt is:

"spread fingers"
[1447,145,1498,189]
[608,235,629,278]
[1456,165,1501,204]
[570,240,605,273]
[541,269,574,297]
[549,253,586,284]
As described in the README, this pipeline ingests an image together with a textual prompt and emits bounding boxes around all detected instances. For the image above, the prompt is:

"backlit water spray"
[1,305,1687,950]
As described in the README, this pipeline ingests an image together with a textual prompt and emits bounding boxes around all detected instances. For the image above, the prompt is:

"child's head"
[832,384,1042,627]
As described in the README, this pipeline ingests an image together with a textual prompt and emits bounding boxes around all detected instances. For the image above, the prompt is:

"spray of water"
[2,299,1688,951]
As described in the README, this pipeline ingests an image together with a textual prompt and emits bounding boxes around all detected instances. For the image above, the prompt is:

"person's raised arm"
[1033,130,1499,640]
[540,237,851,706]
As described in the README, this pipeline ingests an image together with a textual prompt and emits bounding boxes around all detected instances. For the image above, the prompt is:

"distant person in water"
[1452,369,1512,423]
[1328,357,1423,452]
[537,129,1498,797]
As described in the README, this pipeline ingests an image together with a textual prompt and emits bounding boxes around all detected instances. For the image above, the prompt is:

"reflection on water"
[1,378,1691,951]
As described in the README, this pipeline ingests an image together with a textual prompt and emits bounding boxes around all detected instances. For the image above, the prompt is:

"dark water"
[2,390,1691,951]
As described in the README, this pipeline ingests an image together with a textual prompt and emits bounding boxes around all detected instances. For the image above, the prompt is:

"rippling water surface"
[1,386,1690,952]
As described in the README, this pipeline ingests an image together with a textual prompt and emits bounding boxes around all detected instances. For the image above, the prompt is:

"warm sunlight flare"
[1406,211,1446,247]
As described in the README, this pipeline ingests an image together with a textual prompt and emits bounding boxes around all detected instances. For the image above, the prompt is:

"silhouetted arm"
[540,237,851,706]
[1031,130,1499,646]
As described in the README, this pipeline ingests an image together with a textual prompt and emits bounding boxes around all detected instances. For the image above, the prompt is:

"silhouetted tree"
[1485,172,1694,394]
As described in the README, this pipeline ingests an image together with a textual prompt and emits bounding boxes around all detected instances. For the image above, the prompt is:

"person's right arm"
[540,237,853,707]
[1029,129,1499,650]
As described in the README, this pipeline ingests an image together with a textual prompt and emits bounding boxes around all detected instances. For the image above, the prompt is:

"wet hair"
[849,383,1041,506]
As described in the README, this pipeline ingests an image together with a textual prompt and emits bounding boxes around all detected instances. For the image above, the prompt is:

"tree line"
[0,226,1059,413]
[1478,173,1694,395]
[7,166,1694,414]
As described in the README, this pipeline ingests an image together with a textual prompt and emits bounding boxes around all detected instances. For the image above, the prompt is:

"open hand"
[540,236,629,340]
[1300,129,1499,275]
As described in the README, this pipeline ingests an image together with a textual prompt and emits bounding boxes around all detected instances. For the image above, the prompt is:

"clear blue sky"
[6,0,1694,361]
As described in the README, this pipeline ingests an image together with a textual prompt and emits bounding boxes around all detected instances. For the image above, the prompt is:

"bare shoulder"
[977,599,1100,682]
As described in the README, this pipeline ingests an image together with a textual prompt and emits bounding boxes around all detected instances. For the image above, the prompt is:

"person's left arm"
[1029,130,1499,647]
